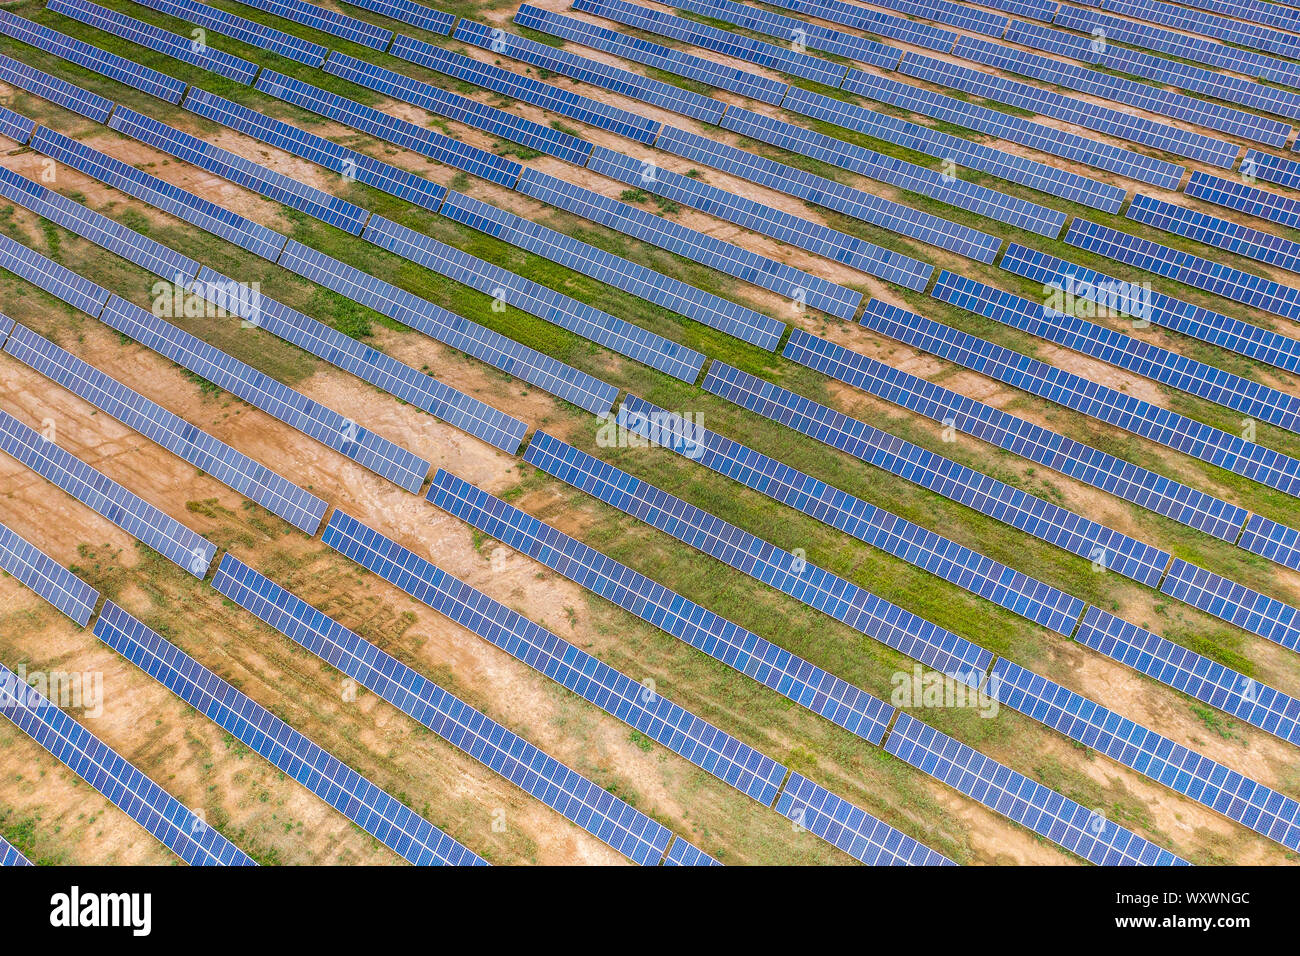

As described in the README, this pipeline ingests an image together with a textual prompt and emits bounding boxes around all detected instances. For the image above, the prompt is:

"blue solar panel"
[437,190,786,350]
[788,322,1251,542]
[1065,217,1300,323]
[253,70,523,188]
[108,107,370,236]
[30,126,288,262]
[210,554,674,865]
[1101,0,1300,59]
[0,405,216,577]
[0,519,99,626]
[0,10,187,103]
[768,0,1006,37]
[839,69,1191,187]
[661,837,719,866]
[361,215,706,383]
[782,86,1130,210]
[925,276,1300,498]
[775,773,953,865]
[1243,149,1300,190]
[1130,192,1300,282]
[700,362,1173,586]
[5,323,328,535]
[989,658,1300,853]
[885,713,1185,865]
[1186,171,1300,233]
[189,268,528,455]
[324,52,594,166]
[516,168,862,319]
[1075,606,1300,746]
[0,101,33,145]
[230,0,392,50]
[651,126,1003,263]
[1239,514,1300,573]
[182,88,447,214]
[586,145,936,289]
[96,295,431,491]
[94,601,485,865]
[320,510,791,806]
[0,51,112,124]
[1000,243,1300,377]
[337,0,454,34]
[618,395,1085,636]
[0,233,110,316]
[427,468,899,744]
[465,13,732,123]
[1160,559,1300,653]
[0,659,253,865]
[0,165,201,286]
[0,835,31,866]
[275,239,620,417]
[50,0,259,84]
[1169,0,1300,31]
[522,432,995,684]
[128,0,328,65]
[676,0,957,53]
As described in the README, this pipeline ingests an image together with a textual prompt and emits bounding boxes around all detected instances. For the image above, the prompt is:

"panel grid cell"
[1239,514,1300,572]
[662,837,719,866]
[0,835,31,866]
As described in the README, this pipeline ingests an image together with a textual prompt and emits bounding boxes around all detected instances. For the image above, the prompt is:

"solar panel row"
[210,554,677,865]
[1100,0,1300,59]
[766,0,1007,37]
[0,835,31,866]
[337,0,454,35]
[787,322,1251,542]
[618,394,1086,635]
[1000,243,1300,377]
[0,9,186,103]
[1161,559,1300,653]
[700,362,1173,586]
[522,432,996,683]
[661,837,720,866]
[1186,171,1300,233]
[1238,514,1300,572]
[427,468,900,744]
[989,658,1300,852]
[0,51,113,123]
[0,232,111,317]
[50,0,259,84]
[886,713,1186,865]
[0,100,33,145]
[229,0,392,51]
[1129,193,1300,283]
[0,405,217,577]
[1241,149,1300,191]
[128,0,329,66]
[0,518,100,626]
[1169,0,1300,31]
[361,214,706,383]
[3,322,329,535]
[94,601,487,865]
[685,0,956,52]
[0,659,254,865]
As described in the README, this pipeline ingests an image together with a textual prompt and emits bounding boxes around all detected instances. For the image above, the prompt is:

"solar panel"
[0,10,186,103]
[651,126,1003,263]
[427,468,899,744]
[1101,0,1300,59]
[662,837,720,866]
[361,215,706,383]
[1238,514,1300,573]
[782,86,1131,210]
[0,659,254,865]
[337,0,454,34]
[788,322,1252,542]
[391,33,663,144]
[933,268,1300,435]
[521,432,995,684]
[275,239,620,417]
[1130,193,1300,281]
[1000,243,1300,377]
[0,405,216,577]
[0,835,31,866]
[128,0,328,65]
[30,125,288,262]
[0,165,201,286]
[1242,149,1300,190]
[229,0,392,50]
[97,294,432,491]
[0,233,110,316]
[885,713,1186,865]
[988,658,1300,852]
[775,773,953,865]
[320,509,791,806]
[0,101,34,145]
[1186,171,1300,233]
[674,0,957,53]
[253,70,524,188]
[768,0,1007,37]
[0,519,99,626]
[0,51,113,124]
[437,190,786,350]
[699,362,1173,586]
[108,107,371,236]
[4,323,329,535]
[49,0,259,84]
[1160,559,1300,653]
[516,168,862,319]
[1065,217,1300,323]
[839,69,1191,187]
[323,52,595,166]
[182,88,447,214]
[93,601,486,866]
[189,268,528,455]
[1075,606,1300,746]
[210,554,674,865]
[618,395,1086,636]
